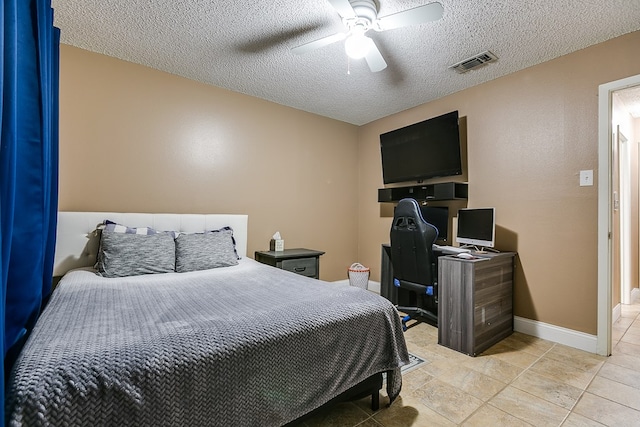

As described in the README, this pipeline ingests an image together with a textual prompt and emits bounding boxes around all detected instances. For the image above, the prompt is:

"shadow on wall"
[496,224,517,252]
[380,203,394,218]
[496,225,532,319]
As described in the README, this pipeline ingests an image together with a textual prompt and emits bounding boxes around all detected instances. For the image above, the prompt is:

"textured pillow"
[175,227,239,273]
[96,230,176,278]
[100,220,177,238]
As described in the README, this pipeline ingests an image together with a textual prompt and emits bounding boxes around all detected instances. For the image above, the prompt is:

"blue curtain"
[1,0,59,419]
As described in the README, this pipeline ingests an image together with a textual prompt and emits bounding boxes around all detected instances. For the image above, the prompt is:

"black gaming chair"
[390,198,439,330]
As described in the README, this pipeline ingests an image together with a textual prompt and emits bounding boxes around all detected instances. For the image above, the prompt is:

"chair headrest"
[391,198,438,239]
[394,198,426,222]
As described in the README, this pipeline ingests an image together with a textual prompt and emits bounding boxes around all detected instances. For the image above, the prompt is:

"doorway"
[597,74,640,356]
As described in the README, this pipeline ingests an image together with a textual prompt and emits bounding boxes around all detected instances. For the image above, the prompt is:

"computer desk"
[380,244,515,356]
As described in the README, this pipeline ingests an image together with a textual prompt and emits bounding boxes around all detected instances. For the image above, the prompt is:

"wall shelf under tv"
[378,182,468,203]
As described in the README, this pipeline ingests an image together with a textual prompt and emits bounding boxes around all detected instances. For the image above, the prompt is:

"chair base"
[397,306,438,330]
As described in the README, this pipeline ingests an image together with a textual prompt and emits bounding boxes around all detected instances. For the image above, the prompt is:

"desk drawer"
[281,257,317,278]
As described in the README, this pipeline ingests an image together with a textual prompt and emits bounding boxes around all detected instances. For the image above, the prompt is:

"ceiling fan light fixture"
[291,0,444,72]
[344,32,370,59]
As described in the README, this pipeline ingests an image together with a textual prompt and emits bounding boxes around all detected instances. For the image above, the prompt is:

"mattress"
[6,258,409,426]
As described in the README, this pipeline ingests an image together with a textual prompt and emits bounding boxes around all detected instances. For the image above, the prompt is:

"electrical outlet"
[580,170,593,186]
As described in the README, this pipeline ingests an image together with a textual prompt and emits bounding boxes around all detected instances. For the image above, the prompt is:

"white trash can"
[348,263,370,290]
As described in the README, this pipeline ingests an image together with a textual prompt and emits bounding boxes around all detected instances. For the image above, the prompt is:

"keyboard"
[432,244,471,254]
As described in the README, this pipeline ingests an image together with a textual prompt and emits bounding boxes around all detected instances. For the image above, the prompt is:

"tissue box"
[270,239,285,251]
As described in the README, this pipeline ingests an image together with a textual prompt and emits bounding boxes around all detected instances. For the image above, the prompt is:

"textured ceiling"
[52,0,640,125]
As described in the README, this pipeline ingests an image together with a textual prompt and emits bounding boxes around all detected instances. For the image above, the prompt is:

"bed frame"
[52,211,384,422]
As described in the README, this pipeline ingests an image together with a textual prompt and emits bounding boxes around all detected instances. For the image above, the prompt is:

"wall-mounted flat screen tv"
[380,111,462,184]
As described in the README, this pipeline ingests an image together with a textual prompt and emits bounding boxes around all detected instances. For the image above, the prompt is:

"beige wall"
[60,31,640,336]
[358,31,640,335]
[58,45,360,282]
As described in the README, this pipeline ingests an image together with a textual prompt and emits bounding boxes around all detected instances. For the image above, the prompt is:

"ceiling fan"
[291,0,444,72]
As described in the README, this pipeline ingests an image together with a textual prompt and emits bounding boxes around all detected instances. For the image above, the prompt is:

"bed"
[5,212,409,426]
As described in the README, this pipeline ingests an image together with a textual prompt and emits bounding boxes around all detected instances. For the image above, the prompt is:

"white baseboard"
[514,316,597,353]
[368,280,380,294]
[632,287,640,303]
[332,279,380,294]
[613,303,621,324]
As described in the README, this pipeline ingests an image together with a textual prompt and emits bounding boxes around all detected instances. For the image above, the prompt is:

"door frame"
[597,73,640,356]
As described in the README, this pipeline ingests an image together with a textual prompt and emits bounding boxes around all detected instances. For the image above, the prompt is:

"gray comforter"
[6,258,409,426]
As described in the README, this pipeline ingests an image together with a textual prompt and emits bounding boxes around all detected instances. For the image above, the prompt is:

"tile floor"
[296,299,640,426]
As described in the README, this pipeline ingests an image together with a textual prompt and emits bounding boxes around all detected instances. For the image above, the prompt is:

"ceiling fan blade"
[364,38,387,72]
[291,32,347,55]
[377,2,444,31]
[327,0,356,19]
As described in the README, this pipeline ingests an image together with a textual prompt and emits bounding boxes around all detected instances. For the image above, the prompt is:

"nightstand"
[254,248,325,279]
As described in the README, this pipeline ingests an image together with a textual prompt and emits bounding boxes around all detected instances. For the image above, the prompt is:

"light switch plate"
[580,170,593,186]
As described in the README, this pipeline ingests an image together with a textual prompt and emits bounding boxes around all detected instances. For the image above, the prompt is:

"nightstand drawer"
[254,248,324,280]
[281,257,317,277]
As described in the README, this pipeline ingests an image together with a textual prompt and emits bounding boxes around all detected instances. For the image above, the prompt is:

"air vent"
[449,51,498,73]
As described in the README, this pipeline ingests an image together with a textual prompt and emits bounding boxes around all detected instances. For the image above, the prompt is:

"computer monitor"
[455,208,496,249]
[420,206,449,243]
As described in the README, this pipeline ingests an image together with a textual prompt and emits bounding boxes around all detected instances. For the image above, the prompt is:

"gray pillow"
[175,228,239,273]
[96,230,176,278]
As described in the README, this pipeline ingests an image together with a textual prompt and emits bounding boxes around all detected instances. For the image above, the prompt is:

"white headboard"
[54,212,249,277]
